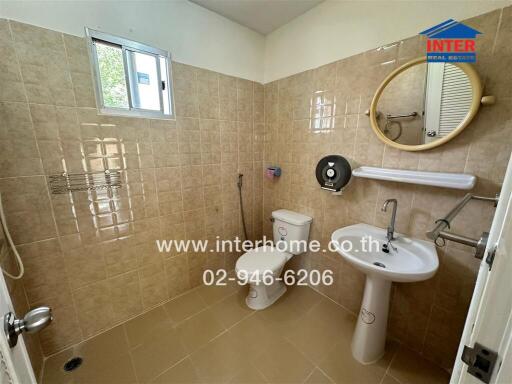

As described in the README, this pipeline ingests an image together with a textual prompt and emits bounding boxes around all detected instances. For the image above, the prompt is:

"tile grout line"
[307,284,358,318]
[42,283,206,360]
[420,293,437,355]
[55,258,239,360]
[462,7,504,177]
[149,292,259,382]
[301,363,319,384]
[45,282,241,361]
[121,323,141,384]
[315,366,336,384]
[43,281,452,383]
[138,284,323,382]
[386,371,406,384]
[150,355,191,383]
[42,285,209,380]
[381,344,401,384]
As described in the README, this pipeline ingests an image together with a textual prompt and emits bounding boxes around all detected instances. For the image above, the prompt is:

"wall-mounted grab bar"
[426,193,498,261]
[364,110,418,119]
[386,112,418,120]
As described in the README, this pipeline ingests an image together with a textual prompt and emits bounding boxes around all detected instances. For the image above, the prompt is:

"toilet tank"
[272,209,313,256]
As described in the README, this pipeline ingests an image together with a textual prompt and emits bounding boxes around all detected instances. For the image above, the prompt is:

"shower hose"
[0,193,25,280]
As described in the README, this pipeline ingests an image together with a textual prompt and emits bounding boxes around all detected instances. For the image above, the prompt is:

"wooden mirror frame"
[369,57,483,152]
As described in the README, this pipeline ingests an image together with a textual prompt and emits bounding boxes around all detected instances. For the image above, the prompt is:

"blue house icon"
[420,19,481,62]
[420,19,481,39]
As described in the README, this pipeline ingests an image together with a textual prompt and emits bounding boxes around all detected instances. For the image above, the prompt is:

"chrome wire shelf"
[49,170,122,194]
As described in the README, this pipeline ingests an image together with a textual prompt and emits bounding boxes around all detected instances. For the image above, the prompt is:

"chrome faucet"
[381,199,398,242]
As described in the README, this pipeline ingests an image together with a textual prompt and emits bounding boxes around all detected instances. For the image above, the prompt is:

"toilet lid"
[236,246,289,274]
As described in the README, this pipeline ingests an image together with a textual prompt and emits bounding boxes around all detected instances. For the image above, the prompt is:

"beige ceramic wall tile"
[11,21,76,107]
[36,292,82,355]
[73,280,115,338]
[18,239,69,303]
[139,260,169,309]
[0,20,26,102]
[165,254,191,298]
[108,271,143,322]
[1,236,44,373]
[237,79,254,122]
[173,62,199,118]
[219,74,237,121]
[0,101,43,177]
[197,68,220,119]
[0,102,33,140]
[0,103,42,177]
[0,177,56,244]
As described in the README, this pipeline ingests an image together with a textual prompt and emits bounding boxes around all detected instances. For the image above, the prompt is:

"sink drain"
[373,262,386,268]
[63,357,83,372]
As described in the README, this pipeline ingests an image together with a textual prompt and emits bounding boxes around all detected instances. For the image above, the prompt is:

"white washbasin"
[330,223,438,365]
[331,223,438,282]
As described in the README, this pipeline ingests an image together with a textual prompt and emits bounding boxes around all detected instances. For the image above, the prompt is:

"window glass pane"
[160,57,170,115]
[128,50,161,111]
[95,41,129,109]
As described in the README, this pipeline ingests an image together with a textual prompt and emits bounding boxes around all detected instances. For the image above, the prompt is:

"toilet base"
[245,281,287,310]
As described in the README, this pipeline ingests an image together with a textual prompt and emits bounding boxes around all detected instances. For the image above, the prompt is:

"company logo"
[420,19,481,63]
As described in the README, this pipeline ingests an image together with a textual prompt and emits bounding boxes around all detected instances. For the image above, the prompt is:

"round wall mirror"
[369,57,485,151]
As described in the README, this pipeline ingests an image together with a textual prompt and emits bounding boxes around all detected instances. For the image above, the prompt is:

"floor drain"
[63,357,83,372]
[373,262,386,268]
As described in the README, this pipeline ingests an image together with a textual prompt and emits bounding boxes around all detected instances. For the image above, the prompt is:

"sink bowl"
[331,223,438,283]
[330,223,438,365]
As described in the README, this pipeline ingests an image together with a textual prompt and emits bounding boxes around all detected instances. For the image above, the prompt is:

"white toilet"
[236,209,312,310]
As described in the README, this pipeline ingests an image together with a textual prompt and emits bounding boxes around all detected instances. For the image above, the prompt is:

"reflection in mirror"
[376,62,472,145]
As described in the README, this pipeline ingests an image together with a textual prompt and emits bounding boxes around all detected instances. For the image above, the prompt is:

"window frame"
[85,28,174,119]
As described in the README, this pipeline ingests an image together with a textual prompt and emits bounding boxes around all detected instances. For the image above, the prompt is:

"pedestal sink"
[331,223,438,364]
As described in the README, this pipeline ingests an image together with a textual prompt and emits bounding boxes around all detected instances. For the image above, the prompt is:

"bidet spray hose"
[237,174,248,240]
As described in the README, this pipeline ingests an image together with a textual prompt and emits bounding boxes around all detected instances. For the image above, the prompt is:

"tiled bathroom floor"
[41,282,450,384]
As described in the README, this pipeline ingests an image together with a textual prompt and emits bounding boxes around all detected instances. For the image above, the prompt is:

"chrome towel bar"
[426,193,498,260]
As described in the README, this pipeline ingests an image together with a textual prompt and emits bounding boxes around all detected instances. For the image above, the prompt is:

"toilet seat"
[236,246,290,275]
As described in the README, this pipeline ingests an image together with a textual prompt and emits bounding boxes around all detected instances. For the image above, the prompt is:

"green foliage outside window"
[96,42,129,109]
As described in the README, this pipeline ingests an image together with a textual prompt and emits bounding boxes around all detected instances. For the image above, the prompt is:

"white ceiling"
[190,0,324,35]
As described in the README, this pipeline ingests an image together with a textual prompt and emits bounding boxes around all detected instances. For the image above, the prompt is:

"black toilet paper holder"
[315,155,352,193]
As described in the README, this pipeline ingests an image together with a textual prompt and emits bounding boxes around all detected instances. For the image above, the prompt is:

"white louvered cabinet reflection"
[424,62,473,143]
